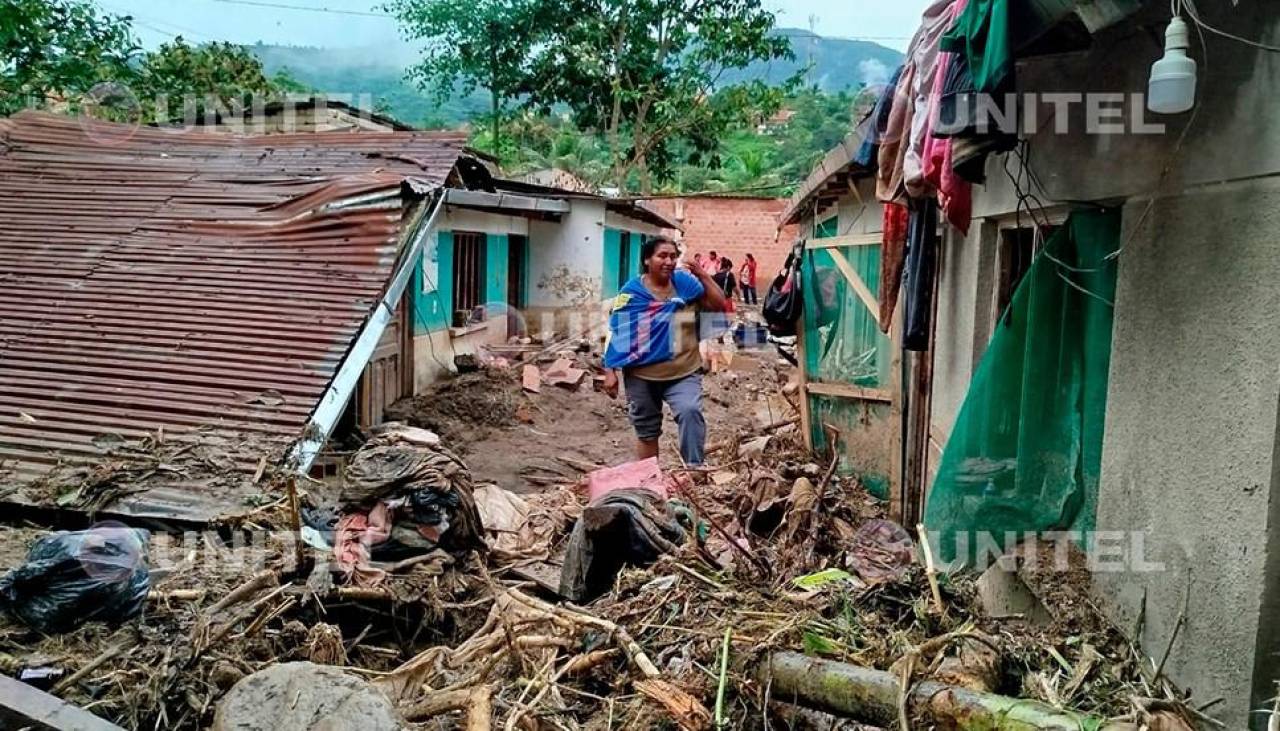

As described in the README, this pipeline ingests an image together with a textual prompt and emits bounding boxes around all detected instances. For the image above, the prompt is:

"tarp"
[924,209,1120,564]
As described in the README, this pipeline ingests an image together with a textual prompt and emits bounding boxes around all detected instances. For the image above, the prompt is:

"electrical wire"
[206,0,392,17]
[1180,0,1280,54]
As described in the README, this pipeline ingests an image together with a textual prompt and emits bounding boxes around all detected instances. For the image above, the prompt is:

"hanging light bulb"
[1147,15,1198,114]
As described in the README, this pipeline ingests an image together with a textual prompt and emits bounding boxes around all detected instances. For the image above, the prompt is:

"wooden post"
[796,313,813,452]
[888,297,905,524]
[287,476,305,573]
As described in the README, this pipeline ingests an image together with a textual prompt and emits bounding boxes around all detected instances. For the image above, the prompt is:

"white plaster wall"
[528,199,606,309]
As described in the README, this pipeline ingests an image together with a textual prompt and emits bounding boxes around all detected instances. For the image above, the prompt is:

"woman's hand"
[602,369,619,399]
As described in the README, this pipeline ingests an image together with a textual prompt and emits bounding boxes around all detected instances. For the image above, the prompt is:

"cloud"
[858,58,890,85]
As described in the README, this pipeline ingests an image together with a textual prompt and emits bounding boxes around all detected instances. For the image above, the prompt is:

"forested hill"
[250,29,904,128]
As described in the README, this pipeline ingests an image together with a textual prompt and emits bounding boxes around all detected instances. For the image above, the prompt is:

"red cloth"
[879,202,910,333]
[739,258,758,287]
[334,502,393,586]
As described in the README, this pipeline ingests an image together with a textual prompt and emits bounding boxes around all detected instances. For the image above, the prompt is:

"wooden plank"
[796,313,813,451]
[805,381,892,403]
[888,296,905,524]
[0,675,126,731]
[807,233,883,250]
[825,246,881,327]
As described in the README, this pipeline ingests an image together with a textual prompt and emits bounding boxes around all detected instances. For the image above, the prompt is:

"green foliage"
[519,0,798,191]
[474,84,874,196]
[1,0,294,121]
[134,39,283,120]
[384,0,548,149]
[0,0,138,115]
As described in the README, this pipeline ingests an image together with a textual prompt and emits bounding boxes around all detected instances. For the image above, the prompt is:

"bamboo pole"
[763,652,1138,731]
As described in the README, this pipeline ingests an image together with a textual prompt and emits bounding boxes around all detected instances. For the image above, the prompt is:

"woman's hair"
[640,235,679,273]
[746,253,755,261]
[719,257,733,271]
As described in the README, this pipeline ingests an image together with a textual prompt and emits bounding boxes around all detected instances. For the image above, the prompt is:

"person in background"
[712,257,737,300]
[601,237,728,466]
[693,252,705,270]
[707,250,720,271]
[739,253,759,304]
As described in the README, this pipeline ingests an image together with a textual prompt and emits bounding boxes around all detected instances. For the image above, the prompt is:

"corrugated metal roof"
[0,111,467,519]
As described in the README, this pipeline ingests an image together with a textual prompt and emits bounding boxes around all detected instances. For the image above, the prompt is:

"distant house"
[516,168,598,194]
[175,96,417,134]
[408,177,677,386]
[645,195,801,286]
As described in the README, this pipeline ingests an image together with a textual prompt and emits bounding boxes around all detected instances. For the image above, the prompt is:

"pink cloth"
[334,502,393,586]
[920,0,973,234]
[903,0,961,199]
[586,457,669,503]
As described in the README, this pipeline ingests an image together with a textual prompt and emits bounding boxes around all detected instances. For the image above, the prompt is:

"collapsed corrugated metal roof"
[0,112,467,521]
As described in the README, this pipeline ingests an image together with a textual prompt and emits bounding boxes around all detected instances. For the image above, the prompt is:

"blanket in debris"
[331,424,484,585]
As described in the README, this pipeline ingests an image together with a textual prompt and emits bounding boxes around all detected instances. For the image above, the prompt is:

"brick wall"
[645,196,801,292]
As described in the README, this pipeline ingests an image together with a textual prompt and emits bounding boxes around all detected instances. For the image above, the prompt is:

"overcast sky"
[101,0,929,53]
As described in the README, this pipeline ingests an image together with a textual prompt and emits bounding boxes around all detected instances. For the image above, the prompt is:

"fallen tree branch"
[763,652,1139,730]
[207,569,278,615]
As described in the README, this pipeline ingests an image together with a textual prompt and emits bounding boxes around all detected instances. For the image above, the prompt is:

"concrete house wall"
[790,7,1280,726]
[410,198,671,386]
[412,207,531,388]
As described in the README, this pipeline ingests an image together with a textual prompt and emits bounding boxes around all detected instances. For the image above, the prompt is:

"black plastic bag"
[0,525,150,633]
[763,241,806,336]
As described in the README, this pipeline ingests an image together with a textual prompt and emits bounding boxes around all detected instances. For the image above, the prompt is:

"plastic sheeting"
[802,235,895,499]
[924,209,1120,564]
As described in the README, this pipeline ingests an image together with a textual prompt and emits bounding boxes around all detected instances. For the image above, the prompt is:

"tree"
[134,38,286,122]
[2,0,295,123]
[523,0,796,192]
[0,0,138,115]
[385,0,548,160]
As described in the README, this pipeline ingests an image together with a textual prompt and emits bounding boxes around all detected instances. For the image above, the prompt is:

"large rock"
[213,662,402,731]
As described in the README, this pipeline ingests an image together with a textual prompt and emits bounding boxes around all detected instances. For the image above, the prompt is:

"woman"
[602,236,728,466]
[713,257,737,299]
[739,253,759,305]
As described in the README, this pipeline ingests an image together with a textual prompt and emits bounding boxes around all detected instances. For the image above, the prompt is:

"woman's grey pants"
[622,371,706,465]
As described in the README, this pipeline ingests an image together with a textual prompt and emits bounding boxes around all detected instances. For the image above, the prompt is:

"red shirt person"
[738,253,760,305]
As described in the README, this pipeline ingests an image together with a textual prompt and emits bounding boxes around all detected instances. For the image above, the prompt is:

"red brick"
[644,196,800,290]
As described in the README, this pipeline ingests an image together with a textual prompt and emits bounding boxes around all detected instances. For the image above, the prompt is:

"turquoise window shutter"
[602,228,622,299]
[485,233,509,308]
[432,230,454,330]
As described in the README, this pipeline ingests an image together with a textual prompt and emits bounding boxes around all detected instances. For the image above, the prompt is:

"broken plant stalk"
[714,626,731,729]
[916,523,944,613]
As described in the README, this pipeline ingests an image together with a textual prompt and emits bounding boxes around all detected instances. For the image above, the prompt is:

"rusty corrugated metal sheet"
[0,112,466,517]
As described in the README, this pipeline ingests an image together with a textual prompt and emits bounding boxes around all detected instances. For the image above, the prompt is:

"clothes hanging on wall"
[853,64,906,172]
[921,0,974,234]
[904,0,965,199]
[933,51,1018,185]
[876,63,916,204]
[903,198,939,352]
[878,202,910,333]
[939,0,1013,94]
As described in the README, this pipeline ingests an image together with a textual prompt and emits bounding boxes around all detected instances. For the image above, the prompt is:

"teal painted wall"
[602,227,623,299]
[485,233,509,308]
[629,233,644,279]
[413,230,453,334]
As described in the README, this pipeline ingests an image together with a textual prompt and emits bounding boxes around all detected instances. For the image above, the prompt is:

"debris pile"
[0,348,1210,730]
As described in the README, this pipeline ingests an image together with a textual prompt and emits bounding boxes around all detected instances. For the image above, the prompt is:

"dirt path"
[388,349,797,492]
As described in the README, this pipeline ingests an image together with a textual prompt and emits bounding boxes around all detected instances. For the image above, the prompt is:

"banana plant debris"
[0,348,1206,730]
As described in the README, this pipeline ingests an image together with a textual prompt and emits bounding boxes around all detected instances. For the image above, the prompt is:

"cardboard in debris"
[544,358,586,388]
[522,364,542,393]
